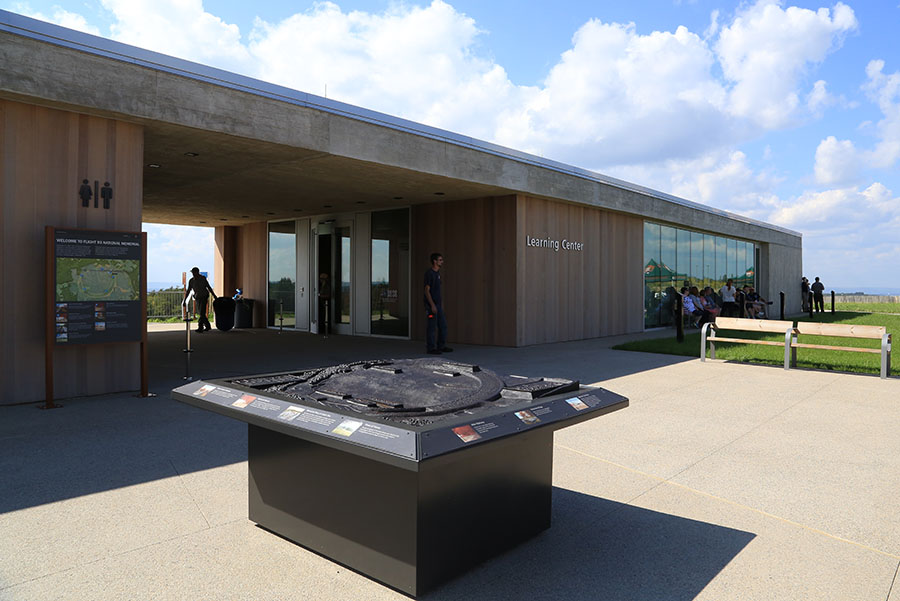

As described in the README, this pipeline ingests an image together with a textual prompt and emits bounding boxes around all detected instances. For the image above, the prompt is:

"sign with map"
[53,229,143,344]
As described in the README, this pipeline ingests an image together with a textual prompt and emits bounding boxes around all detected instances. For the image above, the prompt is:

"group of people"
[680,278,770,328]
[801,276,826,313]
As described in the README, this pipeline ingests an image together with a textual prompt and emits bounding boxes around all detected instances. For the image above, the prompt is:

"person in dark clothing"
[811,276,825,313]
[183,267,217,332]
[801,277,810,312]
[424,253,451,354]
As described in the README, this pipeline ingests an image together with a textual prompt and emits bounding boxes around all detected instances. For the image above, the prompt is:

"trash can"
[234,298,254,328]
[213,297,236,331]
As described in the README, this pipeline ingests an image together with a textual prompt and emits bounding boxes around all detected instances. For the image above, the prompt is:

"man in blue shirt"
[424,253,452,354]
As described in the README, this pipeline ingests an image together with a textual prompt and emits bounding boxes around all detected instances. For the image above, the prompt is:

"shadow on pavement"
[427,487,755,601]
[2,328,690,512]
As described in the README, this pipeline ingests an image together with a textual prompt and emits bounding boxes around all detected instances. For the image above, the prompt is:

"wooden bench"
[792,321,892,379]
[701,317,795,369]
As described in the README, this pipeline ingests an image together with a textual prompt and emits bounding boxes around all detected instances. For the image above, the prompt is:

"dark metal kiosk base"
[249,425,553,595]
[172,358,627,596]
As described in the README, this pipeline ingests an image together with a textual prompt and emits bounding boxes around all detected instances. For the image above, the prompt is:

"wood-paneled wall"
[0,100,143,404]
[214,222,267,327]
[411,196,518,346]
[516,196,644,346]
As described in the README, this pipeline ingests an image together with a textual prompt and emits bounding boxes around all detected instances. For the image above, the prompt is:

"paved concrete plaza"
[2,327,898,600]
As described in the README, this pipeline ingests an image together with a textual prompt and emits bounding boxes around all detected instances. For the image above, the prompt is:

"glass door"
[312,220,352,335]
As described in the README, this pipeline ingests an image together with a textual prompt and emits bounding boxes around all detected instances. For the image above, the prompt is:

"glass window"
[703,234,715,289]
[643,223,661,329]
[736,242,747,288]
[335,226,352,326]
[690,231,704,286]
[676,229,691,288]
[715,237,727,292]
[268,221,296,327]
[660,226,677,326]
[727,238,737,281]
[371,209,410,336]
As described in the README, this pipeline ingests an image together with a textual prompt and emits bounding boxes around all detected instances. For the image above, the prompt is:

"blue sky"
[8,0,900,291]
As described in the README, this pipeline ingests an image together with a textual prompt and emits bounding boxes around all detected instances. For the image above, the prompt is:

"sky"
[7,0,900,291]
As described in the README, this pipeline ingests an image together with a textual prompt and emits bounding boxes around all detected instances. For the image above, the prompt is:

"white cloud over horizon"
[14,0,900,287]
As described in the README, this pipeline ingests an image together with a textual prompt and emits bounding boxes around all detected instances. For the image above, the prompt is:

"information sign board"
[53,229,143,344]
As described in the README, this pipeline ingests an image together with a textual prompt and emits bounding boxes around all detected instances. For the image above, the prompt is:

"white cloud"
[861,59,900,169]
[715,1,857,128]
[143,224,215,286]
[769,182,900,228]
[13,3,101,35]
[814,135,860,185]
[807,79,832,116]
[101,0,252,69]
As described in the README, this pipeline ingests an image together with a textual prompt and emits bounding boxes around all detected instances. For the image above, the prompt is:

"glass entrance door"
[313,221,352,335]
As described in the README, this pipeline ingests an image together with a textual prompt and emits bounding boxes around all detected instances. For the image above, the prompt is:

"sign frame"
[44,226,149,408]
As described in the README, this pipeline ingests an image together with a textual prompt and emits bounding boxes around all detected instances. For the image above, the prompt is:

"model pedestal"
[248,424,553,596]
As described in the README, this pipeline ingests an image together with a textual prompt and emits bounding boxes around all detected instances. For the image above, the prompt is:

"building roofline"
[1,9,800,238]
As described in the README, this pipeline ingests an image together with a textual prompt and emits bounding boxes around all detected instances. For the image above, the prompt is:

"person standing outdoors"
[424,253,452,355]
[811,276,825,313]
[801,277,810,312]
[719,279,738,317]
[184,267,217,333]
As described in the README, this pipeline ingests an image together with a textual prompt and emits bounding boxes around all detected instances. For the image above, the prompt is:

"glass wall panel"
[676,229,691,287]
[703,234,715,289]
[643,223,661,328]
[660,226,677,326]
[690,232,704,286]
[736,242,748,288]
[335,226,351,325]
[371,209,410,336]
[747,242,758,288]
[715,237,727,291]
[268,221,296,327]
[727,239,738,282]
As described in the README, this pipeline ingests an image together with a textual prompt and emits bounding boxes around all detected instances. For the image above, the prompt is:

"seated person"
[746,287,768,318]
[700,287,720,318]
[735,286,749,317]
[684,286,711,328]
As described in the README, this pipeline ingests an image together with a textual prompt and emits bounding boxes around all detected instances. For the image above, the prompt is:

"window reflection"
[268,221,296,327]
[371,209,409,336]
[644,222,757,328]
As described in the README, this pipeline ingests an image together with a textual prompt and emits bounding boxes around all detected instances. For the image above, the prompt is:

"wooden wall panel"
[517,196,643,346]
[237,221,267,327]
[0,99,143,404]
[411,196,517,347]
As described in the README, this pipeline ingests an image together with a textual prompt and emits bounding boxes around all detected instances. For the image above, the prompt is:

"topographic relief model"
[56,259,140,301]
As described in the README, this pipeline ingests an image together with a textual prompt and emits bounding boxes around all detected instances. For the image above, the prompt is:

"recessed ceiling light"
[293,208,303,212]
[434,192,445,196]
[266,212,275,215]
[199,220,207,224]
[147,163,161,168]
[219,218,228,221]
[323,204,333,208]
[355,201,365,204]
[241,215,249,218]
[393,196,404,200]
[184,152,199,157]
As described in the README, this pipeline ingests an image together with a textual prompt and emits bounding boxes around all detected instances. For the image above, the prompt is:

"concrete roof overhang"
[1,10,801,247]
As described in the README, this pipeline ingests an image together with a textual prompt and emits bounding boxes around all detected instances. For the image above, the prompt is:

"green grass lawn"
[835,302,900,314]
[615,311,896,377]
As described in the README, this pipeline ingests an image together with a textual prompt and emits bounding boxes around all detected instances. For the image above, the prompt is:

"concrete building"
[0,10,802,404]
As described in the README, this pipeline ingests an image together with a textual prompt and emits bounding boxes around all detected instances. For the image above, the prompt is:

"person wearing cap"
[183,267,217,333]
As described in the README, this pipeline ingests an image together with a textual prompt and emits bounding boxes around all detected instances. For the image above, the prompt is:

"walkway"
[1,328,898,600]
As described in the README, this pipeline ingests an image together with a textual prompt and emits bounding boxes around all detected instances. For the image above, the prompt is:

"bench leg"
[784,330,792,370]
[881,334,891,379]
